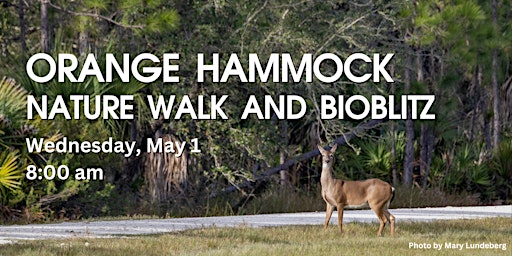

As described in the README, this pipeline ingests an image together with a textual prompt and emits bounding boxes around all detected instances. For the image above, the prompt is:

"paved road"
[0,205,510,244]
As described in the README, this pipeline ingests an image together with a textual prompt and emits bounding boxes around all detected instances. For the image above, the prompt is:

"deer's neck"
[320,163,335,187]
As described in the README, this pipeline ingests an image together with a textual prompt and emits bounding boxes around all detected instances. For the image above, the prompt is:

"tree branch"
[209,117,389,198]
[315,12,370,56]
[37,188,77,207]
[47,0,144,30]
[0,0,17,9]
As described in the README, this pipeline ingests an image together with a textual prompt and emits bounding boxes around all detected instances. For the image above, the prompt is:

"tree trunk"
[484,110,492,150]
[279,120,289,189]
[476,67,493,150]
[391,124,398,186]
[79,30,89,56]
[391,127,398,185]
[390,64,398,186]
[502,76,512,131]
[41,0,50,53]
[144,134,188,204]
[403,50,414,186]
[491,0,500,150]
[279,153,288,188]
[417,52,427,187]
[469,65,480,144]
[18,0,27,61]
[130,117,138,142]
[420,124,433,187]
[420,124,426,186]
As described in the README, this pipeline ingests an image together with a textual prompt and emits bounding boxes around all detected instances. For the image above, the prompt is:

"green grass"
[1,217,510,256]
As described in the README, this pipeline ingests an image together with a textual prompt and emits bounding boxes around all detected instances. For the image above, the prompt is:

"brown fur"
[318,144,396,237]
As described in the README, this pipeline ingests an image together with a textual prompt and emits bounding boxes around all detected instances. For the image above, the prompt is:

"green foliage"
[0,78,27,130]
[0,0,511,220]
[0,150,23,200]
[488,140,512,200]
[356,131,405,181]
[412,0,485,48]
[146,10,180,33]
[0,77,56,207]
[362,142,391,177]
[491,140,512,177]
[83,0,110,10]
[429,139,512,202]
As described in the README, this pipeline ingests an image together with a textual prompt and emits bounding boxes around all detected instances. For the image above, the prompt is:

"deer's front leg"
[324,203,334,229]
[337,203,344,233]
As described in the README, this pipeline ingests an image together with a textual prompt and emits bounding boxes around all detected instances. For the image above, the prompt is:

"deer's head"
[318,144,337,167]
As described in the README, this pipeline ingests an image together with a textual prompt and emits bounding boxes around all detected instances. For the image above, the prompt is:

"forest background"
[0,0,511,223]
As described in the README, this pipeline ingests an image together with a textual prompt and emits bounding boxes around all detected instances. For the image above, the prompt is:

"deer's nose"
[325,159,330,163]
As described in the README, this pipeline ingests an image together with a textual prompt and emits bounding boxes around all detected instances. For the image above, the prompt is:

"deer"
[317,144,395,237]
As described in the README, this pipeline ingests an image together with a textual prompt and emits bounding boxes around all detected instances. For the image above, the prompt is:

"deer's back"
[340,178,393,207]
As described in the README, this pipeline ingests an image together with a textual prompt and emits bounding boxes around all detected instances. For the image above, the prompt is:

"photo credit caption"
[409,241,507,251]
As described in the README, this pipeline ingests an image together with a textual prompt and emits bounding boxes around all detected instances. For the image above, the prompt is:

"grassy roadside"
[1,217,510,256]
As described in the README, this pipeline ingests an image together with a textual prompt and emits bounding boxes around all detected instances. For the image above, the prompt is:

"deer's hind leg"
[384,209,395,237]
[371,203,387,237]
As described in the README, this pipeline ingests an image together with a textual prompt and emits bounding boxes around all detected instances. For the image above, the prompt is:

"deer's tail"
[387,187,395,208]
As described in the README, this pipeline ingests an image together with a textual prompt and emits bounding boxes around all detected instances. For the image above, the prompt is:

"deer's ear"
[331,144,337,152]
[317,144,325,153]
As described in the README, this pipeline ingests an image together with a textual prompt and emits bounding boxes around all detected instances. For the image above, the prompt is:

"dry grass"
[391,185,481,208]
[1,217,510,256]
[238,184,481,216]
[241,187,325,215]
